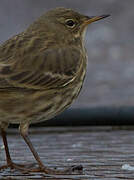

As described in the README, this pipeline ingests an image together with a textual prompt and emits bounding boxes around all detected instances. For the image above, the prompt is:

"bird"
[0,7,110,174]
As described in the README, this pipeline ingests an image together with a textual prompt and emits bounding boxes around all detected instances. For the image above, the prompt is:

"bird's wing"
[0,44,83,90]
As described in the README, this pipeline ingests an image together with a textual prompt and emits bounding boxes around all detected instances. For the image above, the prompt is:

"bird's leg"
[0,128,35,171]
[0,129,12,168]
[19,123,83,175]
[0,128,29,171]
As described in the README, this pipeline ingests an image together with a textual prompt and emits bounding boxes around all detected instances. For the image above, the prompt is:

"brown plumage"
[0,7,110,174]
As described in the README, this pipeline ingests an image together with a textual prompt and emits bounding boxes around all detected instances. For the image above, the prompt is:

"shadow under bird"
[0,7,110,174]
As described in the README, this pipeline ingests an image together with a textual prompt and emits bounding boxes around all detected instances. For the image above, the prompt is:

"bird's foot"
[0,162,83,175]
[24,164,83,175]
[0,162,36,172]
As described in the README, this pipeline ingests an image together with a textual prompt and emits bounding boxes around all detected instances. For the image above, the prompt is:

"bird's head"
[28,8,110,45]
[43,8,110,40]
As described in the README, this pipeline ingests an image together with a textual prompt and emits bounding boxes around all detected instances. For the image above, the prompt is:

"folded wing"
[0,40,82,90]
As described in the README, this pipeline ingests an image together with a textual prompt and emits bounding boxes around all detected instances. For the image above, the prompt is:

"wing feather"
[0,43,82,90]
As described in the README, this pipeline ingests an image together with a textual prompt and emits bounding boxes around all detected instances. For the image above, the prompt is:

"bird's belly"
[28,81,83,124]
[0,82,83,125]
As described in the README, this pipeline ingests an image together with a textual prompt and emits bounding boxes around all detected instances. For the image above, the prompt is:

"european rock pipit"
[0,7,110,174]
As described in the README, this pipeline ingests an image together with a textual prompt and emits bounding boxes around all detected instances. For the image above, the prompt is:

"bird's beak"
[84,14,110,25]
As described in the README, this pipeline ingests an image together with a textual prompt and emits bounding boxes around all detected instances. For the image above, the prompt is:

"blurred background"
[0,0,134,125]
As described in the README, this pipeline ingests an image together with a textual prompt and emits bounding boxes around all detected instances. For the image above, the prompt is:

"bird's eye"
[65,19,76,28]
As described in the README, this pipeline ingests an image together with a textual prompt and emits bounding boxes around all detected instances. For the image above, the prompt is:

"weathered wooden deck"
[1,126,134,180]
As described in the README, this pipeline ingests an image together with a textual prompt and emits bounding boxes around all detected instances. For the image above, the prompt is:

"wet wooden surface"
[1,126,134,179]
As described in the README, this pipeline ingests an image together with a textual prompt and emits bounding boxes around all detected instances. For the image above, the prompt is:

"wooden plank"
[1,127,134,179]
